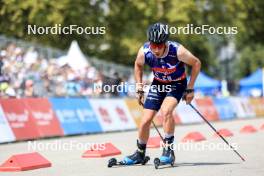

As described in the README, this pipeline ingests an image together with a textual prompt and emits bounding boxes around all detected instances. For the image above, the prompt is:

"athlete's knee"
[140,115,153,129]
[160,108,173,121]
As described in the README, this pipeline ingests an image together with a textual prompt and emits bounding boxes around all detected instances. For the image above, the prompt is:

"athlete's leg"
[122,109,157,165]
[160,97,178,136]
[158,79,187,164]
[161,79,187,137]
[139,79,165,144]
[138,109,157,143]
[155,96,178,164]
[123,80,165,165]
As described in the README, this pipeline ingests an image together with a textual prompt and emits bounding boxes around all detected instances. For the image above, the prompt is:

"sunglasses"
[149,43,165,50]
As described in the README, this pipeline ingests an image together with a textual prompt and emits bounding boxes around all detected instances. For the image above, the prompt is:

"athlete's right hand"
[136,89,145,106]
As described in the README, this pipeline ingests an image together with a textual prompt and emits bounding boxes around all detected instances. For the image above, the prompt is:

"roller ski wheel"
[170,152,175,166]
[108,158,117,168]
[154,158,160,169]
[142,156,150,165]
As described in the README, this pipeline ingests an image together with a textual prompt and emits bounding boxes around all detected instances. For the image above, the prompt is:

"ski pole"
[189,103,245,162]
[151,121,165,144]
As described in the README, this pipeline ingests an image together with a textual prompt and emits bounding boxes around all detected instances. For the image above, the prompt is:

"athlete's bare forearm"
[134,62,143,89]
[178,45,201,89]
[188,59,201,89]
[134,47,145,90]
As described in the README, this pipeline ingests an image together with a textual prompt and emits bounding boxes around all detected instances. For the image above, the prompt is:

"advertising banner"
[49,98,102,135]
[249,98,264,117]
[0,99,40,140]
[195,97,220,121]
[89,99,136,132]
[124,99,143,128]
[176,100,203,124]
[231,97,255,118]
[213,98,236,120]
[0,105,15,143]
[23,98,64,137]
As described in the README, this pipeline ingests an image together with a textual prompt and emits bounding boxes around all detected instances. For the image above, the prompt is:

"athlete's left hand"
[183,89,194,104]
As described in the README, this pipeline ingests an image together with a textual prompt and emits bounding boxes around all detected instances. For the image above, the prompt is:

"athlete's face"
[150,42,166,57]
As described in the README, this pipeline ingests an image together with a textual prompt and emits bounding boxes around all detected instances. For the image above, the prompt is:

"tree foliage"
[0,0,263,78]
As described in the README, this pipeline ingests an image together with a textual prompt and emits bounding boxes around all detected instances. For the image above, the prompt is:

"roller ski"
[154,138,175,169]
[108,150,150,167]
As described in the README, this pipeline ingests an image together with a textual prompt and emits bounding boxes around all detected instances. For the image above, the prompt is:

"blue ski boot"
[122,149,148,165]
[154,137,175,169]
[108,141,150,167]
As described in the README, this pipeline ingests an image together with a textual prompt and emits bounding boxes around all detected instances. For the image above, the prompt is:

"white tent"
[57,41,89,70]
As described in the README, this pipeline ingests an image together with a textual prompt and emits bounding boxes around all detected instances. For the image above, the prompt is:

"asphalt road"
[0,117,264,176]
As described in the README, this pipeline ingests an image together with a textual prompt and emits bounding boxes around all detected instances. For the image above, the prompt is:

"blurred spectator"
[0,42,133,98]
[111,72,122,97]
[24,79,34,97]
[0,55,4,75]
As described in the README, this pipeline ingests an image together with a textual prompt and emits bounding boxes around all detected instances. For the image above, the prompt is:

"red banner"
[0,99,40,140]
[195,97,220,121]
[23,98,64,137]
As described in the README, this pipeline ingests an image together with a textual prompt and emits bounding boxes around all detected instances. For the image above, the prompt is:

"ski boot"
[108,150,150,167]
[154,147,175,169]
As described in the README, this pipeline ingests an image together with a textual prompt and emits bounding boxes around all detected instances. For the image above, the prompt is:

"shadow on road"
[157,162,239,169]
[108,162,239,169]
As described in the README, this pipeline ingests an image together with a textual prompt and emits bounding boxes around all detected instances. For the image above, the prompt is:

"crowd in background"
[0,43,229,99]
[0,43,138,98]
